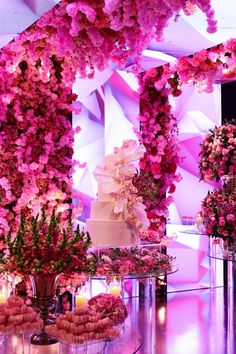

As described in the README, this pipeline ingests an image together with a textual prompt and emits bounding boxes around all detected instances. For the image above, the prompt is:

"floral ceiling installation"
[137,38,236,235]
[0,0,217,234]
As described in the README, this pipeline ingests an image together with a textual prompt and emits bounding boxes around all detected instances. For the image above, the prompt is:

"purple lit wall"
[73,72,221,225]
[72,69,139,222]
[168,84,221,224]
[167,85,221,291]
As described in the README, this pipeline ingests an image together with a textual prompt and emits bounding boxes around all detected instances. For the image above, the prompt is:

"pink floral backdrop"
[0,0,235,242]
[0,0,217,234]
[136,41,236,236]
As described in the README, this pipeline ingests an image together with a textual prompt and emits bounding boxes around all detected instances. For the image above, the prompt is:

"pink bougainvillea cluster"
[0,0,217,234]
[176,39,236,93]
[136,38,236,236]
[146,39,236,97]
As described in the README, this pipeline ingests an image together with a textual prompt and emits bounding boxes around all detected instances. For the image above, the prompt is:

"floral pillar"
[0,52,77,234]
[134,67,181,236]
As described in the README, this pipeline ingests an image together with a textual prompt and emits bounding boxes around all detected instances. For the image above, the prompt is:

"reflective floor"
[136,287,234,354]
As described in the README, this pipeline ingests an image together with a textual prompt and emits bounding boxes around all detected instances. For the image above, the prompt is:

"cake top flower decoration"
[93,140,149,230]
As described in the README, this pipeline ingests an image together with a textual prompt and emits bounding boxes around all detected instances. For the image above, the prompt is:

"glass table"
[208,238,236,292]
[91,266,178,299]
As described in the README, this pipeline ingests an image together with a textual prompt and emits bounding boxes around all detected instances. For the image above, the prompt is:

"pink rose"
[96,268,105,276]
[219,217,225,226]
[222,149,229,155]
[226,214,235,222]
[119,265,129,276]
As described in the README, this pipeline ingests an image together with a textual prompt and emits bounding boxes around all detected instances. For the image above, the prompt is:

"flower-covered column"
[0,53,77,234]
[133,67,182,236]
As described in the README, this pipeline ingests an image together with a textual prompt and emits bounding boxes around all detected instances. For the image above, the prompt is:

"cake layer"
[86,219,139,247]
[90,201,123,221]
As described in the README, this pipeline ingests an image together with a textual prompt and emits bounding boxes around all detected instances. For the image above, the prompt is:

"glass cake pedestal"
[90,267,178,354]
[209,239,236,353]
[0,334,31,354]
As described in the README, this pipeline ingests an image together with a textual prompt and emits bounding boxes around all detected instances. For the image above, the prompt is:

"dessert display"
[0,296,43,334]
[46,294,127,345]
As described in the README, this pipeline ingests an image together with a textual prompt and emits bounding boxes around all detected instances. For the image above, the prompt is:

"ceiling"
[0,0,235,68]
[0,0,59,48]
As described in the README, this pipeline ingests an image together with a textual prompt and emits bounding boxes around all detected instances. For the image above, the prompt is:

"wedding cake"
[86,140,149,247]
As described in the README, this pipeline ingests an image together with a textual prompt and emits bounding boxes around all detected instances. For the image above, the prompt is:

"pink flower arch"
[0,0,217,234]
[136,39,236,235]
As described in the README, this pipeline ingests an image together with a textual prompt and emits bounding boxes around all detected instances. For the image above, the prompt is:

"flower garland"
[0,0,216,234]
[199,124,236,182]
[139,229,172,245]
[92,246,174,277]
[134,67,182,233]
[201,189,236,244]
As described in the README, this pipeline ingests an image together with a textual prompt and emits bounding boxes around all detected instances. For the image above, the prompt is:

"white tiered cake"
[86,140,149,247]
[86,200,139,247]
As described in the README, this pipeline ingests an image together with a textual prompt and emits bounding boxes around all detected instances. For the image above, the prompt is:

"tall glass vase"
[30,274,58,345]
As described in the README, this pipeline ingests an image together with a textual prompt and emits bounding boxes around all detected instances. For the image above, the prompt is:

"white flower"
[101,255,112,263]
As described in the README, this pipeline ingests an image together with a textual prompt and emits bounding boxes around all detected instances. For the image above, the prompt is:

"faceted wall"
[73,72,221,225]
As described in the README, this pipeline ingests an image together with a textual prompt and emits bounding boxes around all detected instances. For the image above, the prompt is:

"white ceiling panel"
[0,0,59,48]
